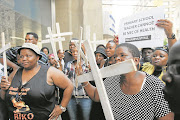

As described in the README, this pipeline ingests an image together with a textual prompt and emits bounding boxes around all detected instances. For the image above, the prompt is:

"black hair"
[96,44,106,50]
[41,47,49,54]
[26,32,38,40]
[141,48,154,54]
[108,40,116,44]
[116,43,140,58]
[57,49,64,54]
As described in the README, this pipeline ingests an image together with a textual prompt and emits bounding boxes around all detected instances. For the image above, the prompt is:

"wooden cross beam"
[45,23,73,51]
[46,27,60,68]
[0,32,11,81]
[75,27,84,88]
[72,27,88,66]
[92,33,107,51]
[76,39,137,120]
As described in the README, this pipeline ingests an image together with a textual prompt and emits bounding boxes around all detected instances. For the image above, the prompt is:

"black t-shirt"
[64,50,74,66]
[5,65,56,120]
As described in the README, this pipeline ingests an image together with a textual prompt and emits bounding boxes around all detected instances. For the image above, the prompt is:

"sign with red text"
[119,6,165,48]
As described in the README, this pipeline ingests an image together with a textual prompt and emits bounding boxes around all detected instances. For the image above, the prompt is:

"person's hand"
[0,76,11,91]
[156,19,173,38]
[58,51,65,61]
[53,60,59,68]
[75,62,83,76]
[48,105,62,120]
[113,35,119,45]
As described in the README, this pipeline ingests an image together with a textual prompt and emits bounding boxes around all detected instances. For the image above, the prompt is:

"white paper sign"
[119,6,165,48]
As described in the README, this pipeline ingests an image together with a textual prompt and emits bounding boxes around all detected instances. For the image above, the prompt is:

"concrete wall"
[55,0,103,50]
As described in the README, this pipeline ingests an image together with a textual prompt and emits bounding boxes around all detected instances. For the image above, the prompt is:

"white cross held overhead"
[42,23,72,51]
[76,39,137,120]
[75,27,84,88]
[0,32,11,81]
[45,27,63,120]
[45,23,73,51]
[72,27,88,67]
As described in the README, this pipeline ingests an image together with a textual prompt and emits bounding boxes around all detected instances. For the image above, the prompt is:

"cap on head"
[155,45,169,54]
[94,48,107,59]
[18,43,42,59]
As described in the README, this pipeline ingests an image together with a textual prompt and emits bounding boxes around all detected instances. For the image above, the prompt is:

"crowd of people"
[0,19,180,120]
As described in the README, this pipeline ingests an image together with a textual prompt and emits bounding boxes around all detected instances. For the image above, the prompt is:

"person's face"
[58,50,65,60]
[105,42,116,57]
[25,34,38,44]
[151,50,168,67]
[43,48,49,56]
[114,47,133,63]
[19,49,39,69]
[69,42,76,52]
[71,48,78,60]
[95,53,104,64]
[162,42,180,114]
[48,55,56,66]
[142,49,153,62]
[16,54,21,66]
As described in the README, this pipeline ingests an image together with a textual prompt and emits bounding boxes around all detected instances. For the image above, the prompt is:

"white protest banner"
[119,6,165,48]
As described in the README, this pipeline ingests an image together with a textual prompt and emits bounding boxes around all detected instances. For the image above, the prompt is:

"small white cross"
[0,32,11,81]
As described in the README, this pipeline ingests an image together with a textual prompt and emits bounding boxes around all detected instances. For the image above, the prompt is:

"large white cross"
[0,32,11,81]
[45,23,73,51]
[76,39,137,120]
[46,27,61,63]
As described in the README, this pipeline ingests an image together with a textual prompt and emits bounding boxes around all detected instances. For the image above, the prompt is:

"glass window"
[0,0,51,47]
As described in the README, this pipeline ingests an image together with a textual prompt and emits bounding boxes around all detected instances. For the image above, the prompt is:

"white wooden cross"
[76,39,137,120]
[75,27,84,88]
[0,32,11,81]
[92,33,107,51]
[45,23,73,51]
[45,27,61,66]
[45,27,63,120]
[72,27,88,66]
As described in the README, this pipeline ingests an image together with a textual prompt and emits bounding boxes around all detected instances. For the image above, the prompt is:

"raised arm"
[81,82,100,102]
[156,19,177,48]
[75,62,100,102]
[0,57,19,71]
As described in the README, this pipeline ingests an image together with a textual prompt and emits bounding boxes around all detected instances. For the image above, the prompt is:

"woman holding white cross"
[0,43,73,120]
[80,43,174,119]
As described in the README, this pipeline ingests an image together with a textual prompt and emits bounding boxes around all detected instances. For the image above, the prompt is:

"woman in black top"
[0,43,73,120]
